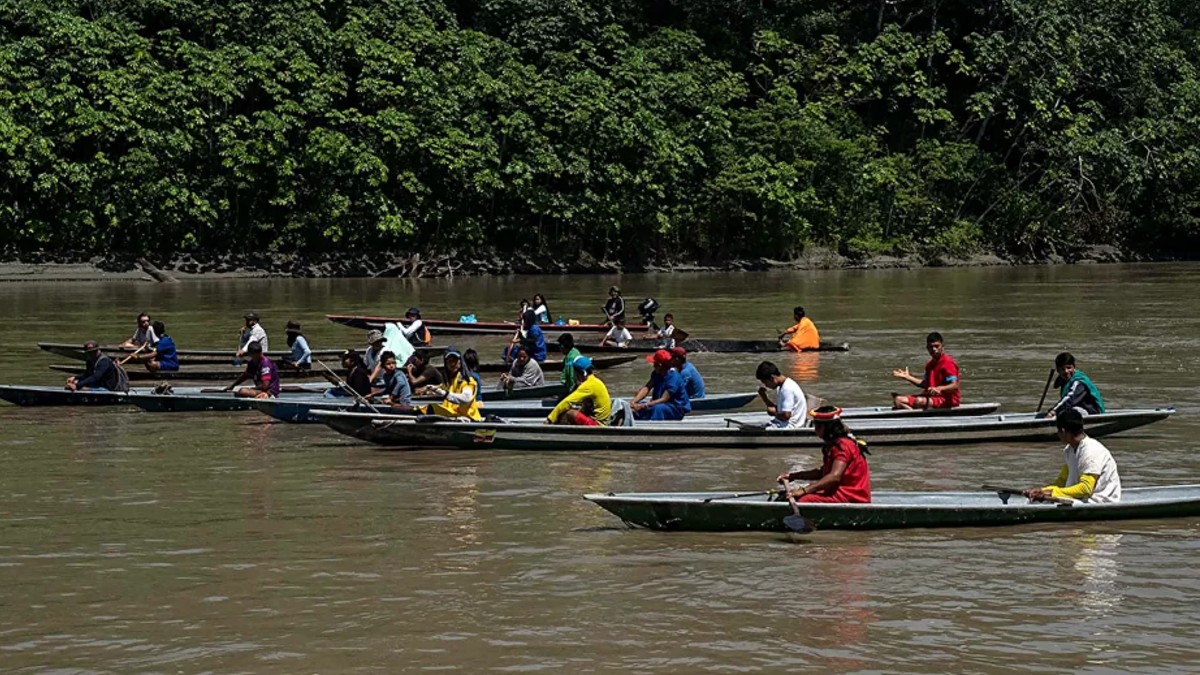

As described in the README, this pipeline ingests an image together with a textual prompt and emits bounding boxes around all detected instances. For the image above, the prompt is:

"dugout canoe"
[580,339,851,354]
[37,342,347,364]
[584,485,1200,532]
[326,314,650,336]
[48,355,636,381]
[254,391,759,424]
[0,383,328,407]
[315,407,1172,451]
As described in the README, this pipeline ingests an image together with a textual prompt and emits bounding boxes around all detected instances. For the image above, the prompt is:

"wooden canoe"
[584,485,1200,532]
[326,314,650,335]
[48,355,636,381]
[312,408,1174,451]
[579,339,850,354]
[38,341,347,365]
[0,383,328,406]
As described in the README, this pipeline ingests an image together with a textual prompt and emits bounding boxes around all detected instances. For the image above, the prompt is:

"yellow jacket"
[430,372,483,420]
[548,375,611,424]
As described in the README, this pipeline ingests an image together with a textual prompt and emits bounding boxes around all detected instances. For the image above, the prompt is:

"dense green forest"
[2,0,1199,265]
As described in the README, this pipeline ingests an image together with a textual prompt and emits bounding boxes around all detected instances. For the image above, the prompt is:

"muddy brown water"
[1,263,1198,671]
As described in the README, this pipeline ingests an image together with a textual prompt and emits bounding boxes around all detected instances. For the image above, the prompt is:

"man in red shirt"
[777,406,871,503]
[890,331,961,410]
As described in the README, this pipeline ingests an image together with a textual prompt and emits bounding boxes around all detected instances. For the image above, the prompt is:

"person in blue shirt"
[521,310,547,362]
[669,346,705,399]
[283,321,312,370]
[144,321,179,372]
[631,349,692,421]
[371,352,414,410]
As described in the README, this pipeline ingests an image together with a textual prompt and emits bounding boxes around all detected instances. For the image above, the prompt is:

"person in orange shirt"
[779,306,821,351]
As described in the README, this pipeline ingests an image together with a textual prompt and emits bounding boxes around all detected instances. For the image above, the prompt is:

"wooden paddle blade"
[672,328,690,342]
[783,513,813,534]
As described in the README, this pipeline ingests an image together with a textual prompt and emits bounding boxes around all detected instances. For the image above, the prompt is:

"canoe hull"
[38,342,345,364]
[580,339,850,354]
[585,486,1200,532]
[326,314,650,336]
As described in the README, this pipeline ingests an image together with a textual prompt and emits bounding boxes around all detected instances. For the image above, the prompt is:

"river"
[1,263,1198,671]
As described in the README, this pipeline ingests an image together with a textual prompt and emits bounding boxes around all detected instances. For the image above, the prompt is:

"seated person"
[755,360,808,429]
[546,356,611,426]
[1025,409,1121,503]
[1046,352,1105,417]
[630,349,691,421]
[225,342,281,399]
[779,306,820,351]
[891,331,960,410]
[500,345,546,390]
[777,406,871,503]
[372,351,414,410]
[600,318,633,348]
[425,350,483,420]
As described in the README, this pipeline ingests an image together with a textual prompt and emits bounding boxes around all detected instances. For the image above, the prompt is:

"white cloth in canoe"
[384,323,415,364]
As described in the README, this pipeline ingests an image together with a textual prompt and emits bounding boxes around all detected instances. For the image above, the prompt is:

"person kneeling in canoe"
[631,349,692,421]
[756,360,809,429]
[1046,352,1105,418]
[426,350,483,420]
[891,331,961,410]
[225,342,280,399]
[777,406,871,503]
[546,356,612,426]
[65,340,131,393]
[1025,409,1121,503]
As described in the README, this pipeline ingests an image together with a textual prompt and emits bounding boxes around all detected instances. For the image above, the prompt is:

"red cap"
[645,349,673,366]
[669,346,687,359]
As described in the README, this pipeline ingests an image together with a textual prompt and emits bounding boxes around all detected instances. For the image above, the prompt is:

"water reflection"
[786,353,820,383]
[1070,533,1125,618]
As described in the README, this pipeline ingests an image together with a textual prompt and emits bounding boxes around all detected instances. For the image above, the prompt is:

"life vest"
[439,372,483,420]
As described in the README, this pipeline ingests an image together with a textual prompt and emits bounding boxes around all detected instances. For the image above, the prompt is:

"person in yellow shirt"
[779,306,820,351]
[545,356,611,426]
[426,350,484,420]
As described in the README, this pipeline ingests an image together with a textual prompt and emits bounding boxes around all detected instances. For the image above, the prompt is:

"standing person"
[630,349,692,421]
[600,318,633,348]
[120,313,158,349]
[427,350,483,420]
[500,345,546,390]
[401,308,432,346]
[558,333,583,393]
[225,342,280,399]
[237,312,268,357]
[372,352,414,410]
[532,294,551,324]
[1046,352,1106,418]
[405,350,445,392]
[546,356,612,426]
[65,341,129,392]
[779,306,820,352]
[891,331,961,410]
[755,360,808,429]
[646,313,676,349]
[777,406,871,503]
[1025,409,1121,503]
[363,329,388,383]
[143,321,178,372]
[283,321,312,370]
[603,286,626,325]
[668,347,705,400]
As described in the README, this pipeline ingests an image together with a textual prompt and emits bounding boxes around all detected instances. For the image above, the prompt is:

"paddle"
[701,490,776,503]
[117,343,149,366]
[316,358,381,414]
[779,479,814,534]
[671,328,690,343]
[981,484,1074,506]
[1035,368,1056,413]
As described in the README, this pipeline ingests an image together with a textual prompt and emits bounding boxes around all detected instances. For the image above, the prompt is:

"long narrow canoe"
[38,342,348,365]
[0,383,328,406]
[314,408,1173,451]
[580,339,851,354]
[49,355,637,381]
[585,485,1200,532]
[254,392,760,424]
[326,314,650,335]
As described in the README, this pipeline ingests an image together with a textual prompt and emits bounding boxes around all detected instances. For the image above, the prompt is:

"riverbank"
[0,245,1134,282]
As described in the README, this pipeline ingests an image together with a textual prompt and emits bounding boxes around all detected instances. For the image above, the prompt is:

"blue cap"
[572,355,593,370]
[406,307,420,317]
[444,349,462,361]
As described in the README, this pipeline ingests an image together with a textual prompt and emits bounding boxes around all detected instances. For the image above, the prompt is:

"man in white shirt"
[600,318,633,348]
[755,360,809,429]
[237,312,269,357]
[1026,409,1121,503]
[120,313,158,349]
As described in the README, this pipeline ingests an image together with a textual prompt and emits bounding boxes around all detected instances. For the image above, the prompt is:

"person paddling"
[630,349,691,421]
[779,306,820,351]
[1024,409,1121,503]
[603,286,626,325]
[756,360,809,429]
[65,340,130,392]
[891,331,961,410]
[337,349,374,398]
[120,313,158,349]
[225,342,280,399]
[557,333,583,392]
[546,356,611,426]
[283,321,312,370]
[777,406,870,503]
[142,321,178,372]
[1046,352,1105,418]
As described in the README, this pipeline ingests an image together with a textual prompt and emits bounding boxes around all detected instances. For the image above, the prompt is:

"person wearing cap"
[1046,352,1105,418]
[755,360,809,429]
[1024,409,1121,503]
[120,313,158,349]
[631,349,692,421]
[363,329,388,384]
[777,406,870,503]
[603,286,626,325]
[225,341,281,398]
[599,317,633,348]
[427,350,483,420]
[236,312,269,357]
[891,331,960,410]
[779,306,820,352]
[646,313,676,349]
[557,334,583,392]
[546,356,611,425]
[372,351,414,409]
[501,344,546,390]
[280,321,312,370]
[669,346,705,400]
[400,308,432,346]
[66,341,128,392]
[405,350,445,393]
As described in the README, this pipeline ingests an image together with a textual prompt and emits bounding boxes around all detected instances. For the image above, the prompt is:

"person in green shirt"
[557,333,583,392]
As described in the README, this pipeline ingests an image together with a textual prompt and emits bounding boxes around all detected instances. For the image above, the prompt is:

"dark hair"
[615,317,626,326]
[515,344,530,356]
[755,360,781,382]
[558,333,575,349]
[1055,352,1076,368]
[247,341,264,355]
[380,350,397,364]
[463,348,480,372]
[926,331,944,344]
[816,418,850,439]
[522,309,537,328]
[664,313,673,320]
[1056,408,1085,434]
[410,350,428,365]
[137,312,151,322]
[152,320,166,336]
[793,306,805,318]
